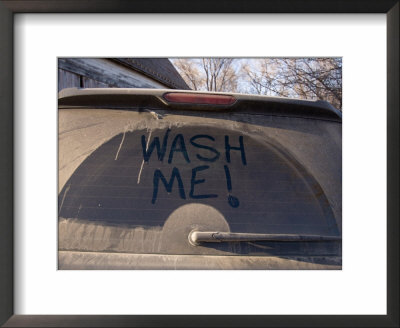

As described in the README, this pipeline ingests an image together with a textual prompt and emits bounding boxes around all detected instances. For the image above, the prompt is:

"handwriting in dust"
[139,129,247,208]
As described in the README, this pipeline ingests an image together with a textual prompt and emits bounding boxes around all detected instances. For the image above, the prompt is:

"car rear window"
[58,108,341,258]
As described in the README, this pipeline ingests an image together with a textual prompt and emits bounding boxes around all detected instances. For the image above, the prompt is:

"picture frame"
[0,1,398,327]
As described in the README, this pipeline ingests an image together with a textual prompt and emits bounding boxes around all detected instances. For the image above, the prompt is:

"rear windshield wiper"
[188,231,341,246]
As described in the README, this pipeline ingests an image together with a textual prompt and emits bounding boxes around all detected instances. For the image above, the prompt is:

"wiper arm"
[188,231,341,246]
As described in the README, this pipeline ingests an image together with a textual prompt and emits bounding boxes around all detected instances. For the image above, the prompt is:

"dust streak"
[59,184,71,214]
[137,130,152,184]
[114,131,126,160]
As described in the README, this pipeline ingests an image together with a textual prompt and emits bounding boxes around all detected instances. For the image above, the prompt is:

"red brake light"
[163,92,236,106]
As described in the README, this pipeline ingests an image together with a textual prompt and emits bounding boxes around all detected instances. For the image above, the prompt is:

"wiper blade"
[188,231,341,246]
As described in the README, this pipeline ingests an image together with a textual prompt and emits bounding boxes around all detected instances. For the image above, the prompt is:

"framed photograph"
[0,1,398,327]
[57,57,343,271]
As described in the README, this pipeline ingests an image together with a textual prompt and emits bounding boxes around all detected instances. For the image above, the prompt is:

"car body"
[58,88,342,269]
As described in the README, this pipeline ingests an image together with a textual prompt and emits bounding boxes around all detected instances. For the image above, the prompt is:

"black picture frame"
[0,1,398,327]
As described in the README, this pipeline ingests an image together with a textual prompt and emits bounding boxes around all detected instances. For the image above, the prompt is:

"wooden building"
[58,58,189,91]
